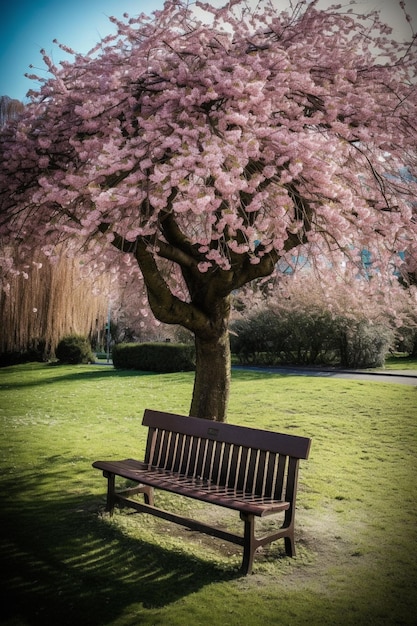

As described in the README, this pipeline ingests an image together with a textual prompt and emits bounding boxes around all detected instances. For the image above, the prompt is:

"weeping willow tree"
[0,244,110,358]
[0,96,24,127]
[1,97,110,359]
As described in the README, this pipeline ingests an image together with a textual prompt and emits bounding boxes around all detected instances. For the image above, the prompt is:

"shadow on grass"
[1,463,237,626]
[1,362,297,394]
[0,363,158,391]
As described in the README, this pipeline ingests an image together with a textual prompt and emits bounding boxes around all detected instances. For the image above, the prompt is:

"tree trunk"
[187,290,232,422]
[130,239,234,421]
[190,329,231,422]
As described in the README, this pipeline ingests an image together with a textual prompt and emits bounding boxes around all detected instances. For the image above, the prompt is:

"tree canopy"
[1,0,416,419]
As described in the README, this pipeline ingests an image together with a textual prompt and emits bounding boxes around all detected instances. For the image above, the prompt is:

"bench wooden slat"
[263,451,276,499]
[254,449,267,495]
[274,454,287,501]
[218,442,231,486]
[229,444,241,489]
[172,433,186,473]
[246,448,256,493]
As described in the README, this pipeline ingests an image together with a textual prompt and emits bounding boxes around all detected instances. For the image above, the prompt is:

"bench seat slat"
[92,459,290,517]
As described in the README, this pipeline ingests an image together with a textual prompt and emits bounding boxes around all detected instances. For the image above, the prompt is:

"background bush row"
[1,313,413,369]
[230,309,394,368]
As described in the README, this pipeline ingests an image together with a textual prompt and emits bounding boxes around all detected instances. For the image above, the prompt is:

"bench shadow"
[0,467,239,626]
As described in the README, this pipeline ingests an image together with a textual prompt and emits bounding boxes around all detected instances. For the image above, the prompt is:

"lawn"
[384,353,417,370]
[1,363,416,625]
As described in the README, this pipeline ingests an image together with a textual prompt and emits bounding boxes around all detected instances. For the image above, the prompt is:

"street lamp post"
[106,304,111,363]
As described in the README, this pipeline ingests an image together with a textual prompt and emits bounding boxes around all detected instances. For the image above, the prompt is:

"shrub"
[395,326,417,356]
[338,320,394,368]
[55,335,95,364]
[231,310,282,364]
[231,309,393,368]
[0,340,46,368]
[112,342,195,372]
[231,308,339,366]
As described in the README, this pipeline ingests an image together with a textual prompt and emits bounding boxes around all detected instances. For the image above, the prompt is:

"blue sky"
[1,0,416,101]
[0,1,164,100]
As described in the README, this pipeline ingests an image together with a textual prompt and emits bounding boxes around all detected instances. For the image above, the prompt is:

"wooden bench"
[92,409,311,575]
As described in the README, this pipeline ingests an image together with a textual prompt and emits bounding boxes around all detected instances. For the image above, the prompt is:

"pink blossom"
[198,261,212,273]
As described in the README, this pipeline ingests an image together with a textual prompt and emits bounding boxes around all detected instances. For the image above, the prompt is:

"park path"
[233,365,417,386]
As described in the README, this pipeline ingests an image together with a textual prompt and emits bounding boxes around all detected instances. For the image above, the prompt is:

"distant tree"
[1,0,416,420]
[1,96,111,358]
[0,243,110,358]
[0,96,24,127]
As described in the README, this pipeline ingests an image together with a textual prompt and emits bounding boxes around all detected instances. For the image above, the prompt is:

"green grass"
[1,363,416,625]
[383,353,417,370]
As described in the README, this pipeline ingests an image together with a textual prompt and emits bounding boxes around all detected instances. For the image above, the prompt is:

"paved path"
[233,366,417,386]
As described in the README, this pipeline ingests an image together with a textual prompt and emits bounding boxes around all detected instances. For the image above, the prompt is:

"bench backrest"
[143,409,311,502]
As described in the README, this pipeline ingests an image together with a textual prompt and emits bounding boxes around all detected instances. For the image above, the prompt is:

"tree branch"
[134,238,211,333]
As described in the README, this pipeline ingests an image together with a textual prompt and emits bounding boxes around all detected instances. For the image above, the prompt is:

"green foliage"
[231,309,393,368]
[112,342,195,372]
[338,319,394,368]
[55,334,95,364]
[231,308,338,366]
[231,309,284,365]
[395,325,417,357]
[385,353,417,369]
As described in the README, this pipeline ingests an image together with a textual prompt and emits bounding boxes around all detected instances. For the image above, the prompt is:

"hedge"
[112,342,195,372]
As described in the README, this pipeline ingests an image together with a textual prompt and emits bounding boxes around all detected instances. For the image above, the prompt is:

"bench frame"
[93,409,311,575]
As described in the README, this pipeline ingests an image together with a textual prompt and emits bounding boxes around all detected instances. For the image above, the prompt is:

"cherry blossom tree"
[1,0,416,420]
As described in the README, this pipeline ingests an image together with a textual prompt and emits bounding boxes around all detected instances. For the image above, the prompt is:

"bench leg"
[284,531,295,557]
[102,472,154,513]
[283,506,296,557]
[103,471,115,514]
[240,513,296,573]
[241,513,257,576]
[142,485,154,506]
[134,484,154,506]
